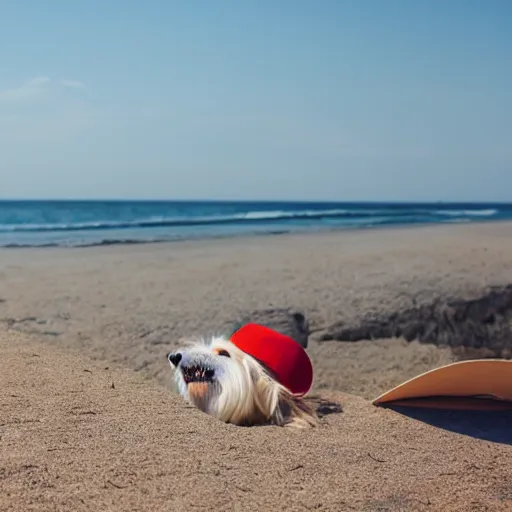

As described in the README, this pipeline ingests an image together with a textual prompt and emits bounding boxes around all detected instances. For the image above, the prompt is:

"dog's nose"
[167,352,182,367]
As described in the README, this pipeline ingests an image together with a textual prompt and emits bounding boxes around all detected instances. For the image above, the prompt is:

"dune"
[2,329,511,512]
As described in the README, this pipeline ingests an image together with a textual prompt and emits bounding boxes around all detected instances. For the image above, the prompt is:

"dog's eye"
[217,349,230,358]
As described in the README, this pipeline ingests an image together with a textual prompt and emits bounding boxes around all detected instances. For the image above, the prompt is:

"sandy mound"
[2,331,511,512]
[320,284,512,358]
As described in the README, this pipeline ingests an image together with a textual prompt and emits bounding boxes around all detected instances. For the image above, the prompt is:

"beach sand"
[2,222,512,510]
[2,330,512,512]
[2,222,512,395]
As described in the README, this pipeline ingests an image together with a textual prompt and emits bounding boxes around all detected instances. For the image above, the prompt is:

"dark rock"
[228,308,309,348]
[321,285,512,359]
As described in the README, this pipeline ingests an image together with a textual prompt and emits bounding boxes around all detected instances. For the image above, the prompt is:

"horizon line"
[0,198,511,205]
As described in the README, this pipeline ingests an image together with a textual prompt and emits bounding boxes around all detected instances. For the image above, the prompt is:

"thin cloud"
[0,75,92,142]
[0,76,86,106]
[61,79,86,90]
[27,76,51,86]
[0,76,51,104]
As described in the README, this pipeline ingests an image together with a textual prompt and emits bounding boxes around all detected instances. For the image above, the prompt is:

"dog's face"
[167,338,317,428]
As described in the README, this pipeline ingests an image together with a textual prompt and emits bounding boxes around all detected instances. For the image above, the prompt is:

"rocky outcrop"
[228,308,309,348]
[319,285,512,358]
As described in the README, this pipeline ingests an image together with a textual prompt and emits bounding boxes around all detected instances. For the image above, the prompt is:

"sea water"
[0,200,508,248]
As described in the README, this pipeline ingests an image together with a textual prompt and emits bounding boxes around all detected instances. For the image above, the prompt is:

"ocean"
[0,200,510,248]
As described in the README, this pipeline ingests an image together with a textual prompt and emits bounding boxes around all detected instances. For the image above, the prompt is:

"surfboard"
[373,359,512,410]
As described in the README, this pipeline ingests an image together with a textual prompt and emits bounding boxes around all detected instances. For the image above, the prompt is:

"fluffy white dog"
[167,326,317,428]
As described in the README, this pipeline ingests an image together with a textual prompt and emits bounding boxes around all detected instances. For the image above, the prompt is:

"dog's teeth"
[182,365,214,384]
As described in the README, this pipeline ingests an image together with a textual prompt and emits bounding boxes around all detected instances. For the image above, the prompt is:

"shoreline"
[1,216,510,252]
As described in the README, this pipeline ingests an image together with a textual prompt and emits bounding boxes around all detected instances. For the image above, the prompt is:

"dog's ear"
[254,373,281,421]
[242,357,281,422]
[242,354,317,428]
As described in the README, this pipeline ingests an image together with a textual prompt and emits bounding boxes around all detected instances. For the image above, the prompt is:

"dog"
[167,334,318,428]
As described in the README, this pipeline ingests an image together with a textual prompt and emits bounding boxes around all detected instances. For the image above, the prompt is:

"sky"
[0,1,511,202]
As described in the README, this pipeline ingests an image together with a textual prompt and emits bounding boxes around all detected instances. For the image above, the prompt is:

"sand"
[2,330,512,512]
[2,222,512,510]
[2,221,512,395]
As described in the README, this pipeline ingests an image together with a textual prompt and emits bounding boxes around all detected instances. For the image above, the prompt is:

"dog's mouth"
[181,365,215,384]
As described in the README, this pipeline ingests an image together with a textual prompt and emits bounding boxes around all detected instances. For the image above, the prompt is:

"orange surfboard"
[373,359,512,411]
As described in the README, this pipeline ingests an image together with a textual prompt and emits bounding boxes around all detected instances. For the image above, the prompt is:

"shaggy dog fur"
[168,337,317,428]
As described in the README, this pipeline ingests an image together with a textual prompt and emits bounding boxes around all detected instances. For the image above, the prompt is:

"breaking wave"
[0,207,501,234]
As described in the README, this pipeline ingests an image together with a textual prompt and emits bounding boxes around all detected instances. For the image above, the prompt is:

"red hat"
[230,323,313,396]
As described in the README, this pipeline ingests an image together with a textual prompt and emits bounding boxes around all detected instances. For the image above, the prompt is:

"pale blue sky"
[0,1,511,201]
